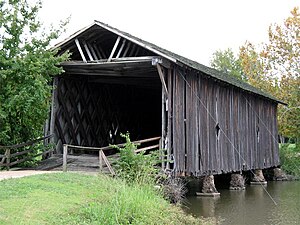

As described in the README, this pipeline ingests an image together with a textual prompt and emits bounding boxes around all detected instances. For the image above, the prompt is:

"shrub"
[111,133,161,185]
[279,144,300,177]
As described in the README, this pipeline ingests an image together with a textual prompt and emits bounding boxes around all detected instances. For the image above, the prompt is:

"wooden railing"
[62,136,161,175]
[0,135,54,170]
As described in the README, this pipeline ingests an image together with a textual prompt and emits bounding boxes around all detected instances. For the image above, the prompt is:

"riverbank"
[0,173,211,225]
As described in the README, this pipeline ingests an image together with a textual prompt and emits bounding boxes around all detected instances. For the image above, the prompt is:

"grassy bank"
[0,173,210,225]
[280,144,300,177]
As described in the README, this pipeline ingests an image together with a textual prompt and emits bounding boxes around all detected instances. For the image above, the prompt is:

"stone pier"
[196,175,220,197]
[229,173,245,190]
[273,168,287,181]
[251,169,267,185]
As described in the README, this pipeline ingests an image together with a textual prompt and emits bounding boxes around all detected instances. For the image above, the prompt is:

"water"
[184,181,300,225]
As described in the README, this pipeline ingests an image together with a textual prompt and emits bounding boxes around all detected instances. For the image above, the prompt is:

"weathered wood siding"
[168,67,280,176]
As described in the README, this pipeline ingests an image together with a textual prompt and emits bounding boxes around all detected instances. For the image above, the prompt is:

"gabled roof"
[54,21,283,104]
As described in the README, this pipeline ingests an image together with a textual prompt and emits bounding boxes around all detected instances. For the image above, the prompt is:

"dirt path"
[0,170,59,181]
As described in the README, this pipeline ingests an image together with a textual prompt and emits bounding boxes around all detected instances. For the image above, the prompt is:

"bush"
[111,133,161,185]
[279,144,300,177]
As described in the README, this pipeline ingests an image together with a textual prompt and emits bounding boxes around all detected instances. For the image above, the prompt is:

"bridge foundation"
[251,169,267,185]
[196,175,220,197]
[229,173,245,190]
[273,168,287,181]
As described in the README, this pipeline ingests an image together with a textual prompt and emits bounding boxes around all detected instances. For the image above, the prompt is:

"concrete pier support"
[229,173,245,190]
[273,168,287,181]
[196,175,220,197]
[251,169,267,185]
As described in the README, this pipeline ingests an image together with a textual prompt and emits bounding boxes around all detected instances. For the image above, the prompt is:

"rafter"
[75,39,87,62]
[108,36,121,62]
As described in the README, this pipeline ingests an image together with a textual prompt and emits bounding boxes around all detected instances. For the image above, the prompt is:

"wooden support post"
[63,144,68,172]
[156,64,168,96]
[75,39,87,62]
[161,80,166,170]
[49,77,58,156]
[6,149,10,171]
[108,36,121,62]
[99,150,103,172]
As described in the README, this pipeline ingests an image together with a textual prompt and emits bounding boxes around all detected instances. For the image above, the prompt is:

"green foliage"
[210,7,300,143]
[0,0,69,149]
[210,48,245,80]
[111,133,161,185]
[279,144,300,177]
[0,173,207,225]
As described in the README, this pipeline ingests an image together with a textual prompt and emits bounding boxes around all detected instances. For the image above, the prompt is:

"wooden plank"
[74,39,87,62]
[87,42,98,60]
[0,135,53,149]
[116,39,126,58]
[99,150,103,172]
[122,42,131,57]
[135,144,160,153]
[108,36,121,62]
[63,144,68,172]
[83,40,94,61]
[156,64,168,96]
[101,151,115,175]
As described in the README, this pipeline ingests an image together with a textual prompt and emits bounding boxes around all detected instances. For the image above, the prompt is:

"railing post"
[6,149,11,171]
[63,144,68,172]
[99,150,103,172]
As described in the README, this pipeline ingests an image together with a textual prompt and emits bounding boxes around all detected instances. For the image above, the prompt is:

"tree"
[0,0,69,147]
[210,7,300,143]
[259,7,300,142]
[210,48,245,80]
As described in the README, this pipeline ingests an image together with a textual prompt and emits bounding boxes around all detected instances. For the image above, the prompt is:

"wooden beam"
[108,36,121,62]
[93,43,102,59]
[122,42,131,57]
[83,41,94,61]
[156,64,168,95]
[116,39,126,58]
[75,39,87,62]
[63,144,68,172]
[49,77,58,155]
[87,43,98,60]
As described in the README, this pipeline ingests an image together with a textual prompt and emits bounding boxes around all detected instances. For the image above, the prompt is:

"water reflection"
[184,181,300,225]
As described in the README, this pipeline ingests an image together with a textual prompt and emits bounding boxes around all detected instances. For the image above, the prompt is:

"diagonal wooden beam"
[156,64,168,95]
[116,39,126,58]
[108,36,121,62]
[75,39,87,62]
[83,40,94,61]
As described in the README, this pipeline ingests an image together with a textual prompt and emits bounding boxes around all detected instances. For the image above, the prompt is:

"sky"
[39,0,300,66]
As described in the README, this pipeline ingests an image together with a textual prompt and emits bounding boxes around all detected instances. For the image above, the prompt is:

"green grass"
[0,173,210,225]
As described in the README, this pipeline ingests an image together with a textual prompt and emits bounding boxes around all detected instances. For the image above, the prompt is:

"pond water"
[183,181,300,225]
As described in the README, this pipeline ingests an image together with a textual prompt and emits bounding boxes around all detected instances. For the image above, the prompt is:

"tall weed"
[111,133,161,185]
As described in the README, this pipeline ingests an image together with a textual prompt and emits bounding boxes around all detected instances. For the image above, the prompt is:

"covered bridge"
[46,21,282,176]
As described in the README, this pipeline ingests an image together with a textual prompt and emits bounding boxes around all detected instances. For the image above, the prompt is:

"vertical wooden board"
[172,68,186,174]
[220,86,230,172]
[199,76,208,174]
[167,68,173,170]
[185,73,192,173]
[205,80,217,173]
[185,72,200,175]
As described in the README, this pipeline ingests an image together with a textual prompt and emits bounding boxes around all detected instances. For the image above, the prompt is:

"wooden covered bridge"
[44,21,282,179]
